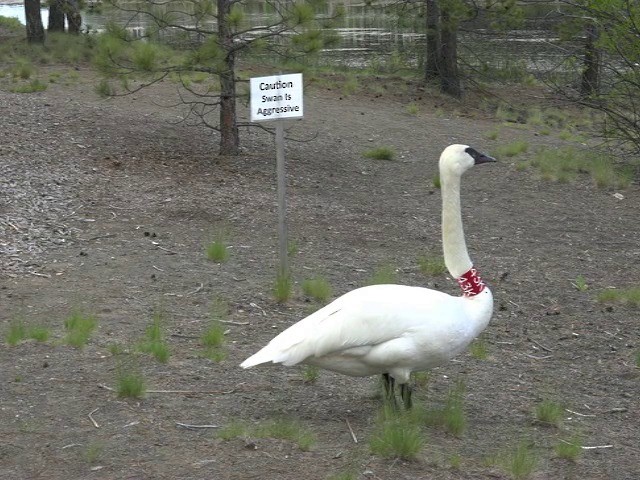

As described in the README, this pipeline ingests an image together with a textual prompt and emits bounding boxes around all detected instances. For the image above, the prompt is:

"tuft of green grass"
[95,78,114,97]
[273,271,293,303]
[531,147,632,189]
[469,338,489,360]
[116,370,146,399]
[218,420,248,440]
[255,418,316,451]
[301,277,332,303]
[363,146,395,161]
[424,380,466,436]
[500,441,537,479]
[496,140,529,158]
[370,407,424,459]
[11,79,47,93]
[432,174,441,189]
[108,343,125,355]
[597,287,640,307]
[28,326,49,342]
[554,437,583,461]
[138,312,170,363]
[85,442,103,463]
[485,128,500,140]
[534,398,564,426]
[636,350,640,367]
[366,265,397,285]
[202,320,227,361]
[449,454,462,469]
[206,239,229,262]
[573,275,588,291]
[64,311,98,348]
[5,319,27,346]
[301,364,320,383]
[327,472,357,480]
[406,103,419,115]
[418,255,446,277]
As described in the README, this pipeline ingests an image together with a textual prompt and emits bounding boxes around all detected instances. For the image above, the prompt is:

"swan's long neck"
[441,171,487,298]
[441,172,472,278]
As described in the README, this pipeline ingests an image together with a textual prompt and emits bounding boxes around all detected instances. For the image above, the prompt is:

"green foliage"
[138,312,170,363]
[206,238,229,262]
[531,147,633,188]
[555,437,583,461]
[301,365,320,383]
[485,128,500,140]
[12,79,47,93]
[635,349,640,367]
[406,103,419,115]
[469,338,489,360]
[218,420,248,440]
[116,370,146,399]
[597,287,640,307]
[418,255,446,277]
[274,271,293,303]
[132,42,158,72]
[28,326,50,342]
[85,442,104,463]
[534,399,564,426]
[367,265,397,285]
[573,275,588,291]
[96,78,114,97]
[496,140,529,158]
[255,418,316,451]
[370,407,424,459]
[302,277,332,303]
[5,319,27,346]
[363,146,395,161]
[64,311,98,348]
[424,380,466,436]
[0,15,22,31]
[202,296,228,361]
[500,441,537,479]
[13,60,35,80]
[432,174,441,189]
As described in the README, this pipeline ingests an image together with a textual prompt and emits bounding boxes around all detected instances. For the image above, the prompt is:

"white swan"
[241,144,496,407]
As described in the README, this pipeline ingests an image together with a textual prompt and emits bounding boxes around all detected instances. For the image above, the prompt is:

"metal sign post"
[249,73,304,278]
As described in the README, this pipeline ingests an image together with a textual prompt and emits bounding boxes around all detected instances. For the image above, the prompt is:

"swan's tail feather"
[240,348,275,369]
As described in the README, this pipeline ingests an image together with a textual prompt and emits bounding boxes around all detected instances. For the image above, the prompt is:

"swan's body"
[241,144,496,405]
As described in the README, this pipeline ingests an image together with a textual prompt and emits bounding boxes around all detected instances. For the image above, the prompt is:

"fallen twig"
[219,320,250,326]
[156,245,178,255]
[88,408,100,428]
[152,265,164,272]
[345,418,358,444]
[186,283,204,295]
[528,337,553,352]
[29,271,51,278]
[524,354,553,360]
[165,283,204,297]
[566,408,596,417]
[176,422,220,430]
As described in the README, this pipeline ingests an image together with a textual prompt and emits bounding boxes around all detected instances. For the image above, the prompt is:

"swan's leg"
[400,383,413,409]
[382,373,397,408]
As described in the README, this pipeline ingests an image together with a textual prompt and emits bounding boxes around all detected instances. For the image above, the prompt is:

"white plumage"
[241,144,496,404]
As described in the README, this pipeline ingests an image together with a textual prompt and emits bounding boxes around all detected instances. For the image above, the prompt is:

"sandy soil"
[1,67,639,480]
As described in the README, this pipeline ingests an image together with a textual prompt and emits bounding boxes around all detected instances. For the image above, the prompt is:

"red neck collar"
[457,267,486,297]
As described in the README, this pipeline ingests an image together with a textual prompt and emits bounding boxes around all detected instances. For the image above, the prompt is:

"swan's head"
[439,144,496,177]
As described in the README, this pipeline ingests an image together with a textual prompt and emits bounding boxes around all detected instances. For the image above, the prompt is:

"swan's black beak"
[465,147,496,165]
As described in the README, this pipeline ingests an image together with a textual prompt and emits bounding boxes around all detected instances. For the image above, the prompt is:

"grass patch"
[370,407,424,459]
[424,380,466,436]
[531,147,633,189]
[432,174,441,189]
[573,275,588,291]
[138,311,170,363]
[11,79,47,93]
[64,311,98,348]
[28,326,50,342]
[5,319,27,346]
[406,103,419,115]
[273,271,292,303]
[85,442,103,463]
[495,140,529,158]
[418,254,446,277]
[366,265,397,285]
[636,350,640,367]
[301,365,320,383]
[500,441,537,479]
[485,128,500,140]
[301,276,332,303]
[555,437,583,461]
[363,146,395,161]
[206,237,229,262]
[469,337,489,360]
[534,398,564,426]
[116,369,146,399]
[202,295,228,361]
[255,418,316,451]
[218,420,248,440]
[597,287,640,307]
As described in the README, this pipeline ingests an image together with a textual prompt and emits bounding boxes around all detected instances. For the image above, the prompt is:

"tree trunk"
[217,0,240,156]
[425,0,440,80]
[25,0,45,43]
[439,6,461,98]
[581,21,600,97]
[48,0,65,32]
[66,0,82,34]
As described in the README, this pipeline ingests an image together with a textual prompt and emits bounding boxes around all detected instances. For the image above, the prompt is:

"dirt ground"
[1,67,639,480]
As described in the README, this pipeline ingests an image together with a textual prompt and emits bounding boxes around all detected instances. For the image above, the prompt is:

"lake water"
[0,2,569,74]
